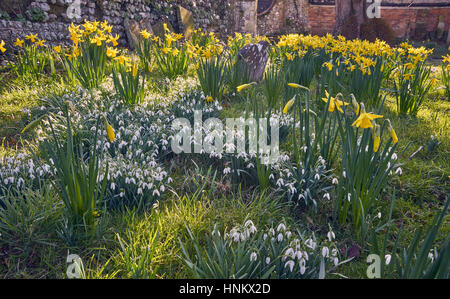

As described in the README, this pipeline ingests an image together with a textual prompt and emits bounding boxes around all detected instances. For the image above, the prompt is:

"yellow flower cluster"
[277,34,394,75]
[67,20,118,59]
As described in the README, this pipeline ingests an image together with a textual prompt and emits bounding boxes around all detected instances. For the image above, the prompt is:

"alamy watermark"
[366,0,382,19]
[171,110,280,165]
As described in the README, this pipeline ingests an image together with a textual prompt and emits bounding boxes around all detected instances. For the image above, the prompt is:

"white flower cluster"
[224,220,340,278]
[0,152,53,193]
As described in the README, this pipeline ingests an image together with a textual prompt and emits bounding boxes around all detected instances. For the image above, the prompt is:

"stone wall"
[0,0,233,48]
[257,0,308,36]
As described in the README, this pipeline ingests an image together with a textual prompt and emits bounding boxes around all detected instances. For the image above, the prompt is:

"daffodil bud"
[373,124,380,153]
[387,119,398,143]
[236,82,255,93]
[350,94,359,115]
[283,96,295,114]
[103,115,115,143]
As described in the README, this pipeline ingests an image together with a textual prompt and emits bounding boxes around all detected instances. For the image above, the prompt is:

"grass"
[0,51,448,279]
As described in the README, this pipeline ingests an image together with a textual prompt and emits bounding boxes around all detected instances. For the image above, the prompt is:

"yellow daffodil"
[114,55,130,65]
[35,39,45,47]
[14,38,24,47]
[107,34,119,47]
[387,120,398,143]
[321,91,349,113]
[53,45,62,53]
[283,96,295,114]
[106,47,118,58]
[205,96,214,102]
[236,83,255,93]
[350,94,360,115]
[373,132,381,152]
[0,40,6,53]
[132,62,138,77]
[288,83,301,89]
[103,116,115,143]
[25,33,38,43]
[91,35,103,46]
[141,30,152,39]
[351,103,383,129]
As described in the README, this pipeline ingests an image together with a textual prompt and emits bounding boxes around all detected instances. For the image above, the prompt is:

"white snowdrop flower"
[285,248,295,258]
[342,171,346,178]
[137,188,143,195]
[285,231,292,239]
[152,189,160,197]
[327,231,335,242]
[299,258,306,274]
[266,257,271,264]
[295,251,302,260]
[323,193,330,200]
[223,167,231,175]
[377,212,382,219]
[322,247,329,257]
[314,173,320,180]
[250,252,257,262]
[285,260,295,272]
[277,223,286,232]
[395,168,402,175]
[428,252,434,262]
[276,178,284,187]
[298,194,305,201]
[246,163,254,169]
[332,178,339,185]
[305,239,316,250]
[110,183,116,190]
[347,193,352,202]
[263,233,268,240]
[277,233,283,242]
[333,257,339,267]
[385,254,391,265]
[392,153,398,160]
[269,228,275,236]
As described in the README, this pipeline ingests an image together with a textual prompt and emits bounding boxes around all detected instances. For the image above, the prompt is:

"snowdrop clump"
[223,220,341,278]
[0,152,53,195]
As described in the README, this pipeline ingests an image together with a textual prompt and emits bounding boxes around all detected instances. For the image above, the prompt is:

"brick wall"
[307,5,336,36]
[381,7,450,39]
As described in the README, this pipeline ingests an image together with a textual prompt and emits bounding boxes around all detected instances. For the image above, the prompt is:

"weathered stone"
[238,40,270,82]
[152,20,173,37]
[124,17,154,49]
[178,5,194,39]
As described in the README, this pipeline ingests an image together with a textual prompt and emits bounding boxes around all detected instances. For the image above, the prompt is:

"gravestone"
[152,19,174,37]
[124,18,154,49]
[238,40,271,82]
[178,5,194,39]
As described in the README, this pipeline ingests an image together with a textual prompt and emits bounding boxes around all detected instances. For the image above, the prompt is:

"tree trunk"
[334,0,368,38]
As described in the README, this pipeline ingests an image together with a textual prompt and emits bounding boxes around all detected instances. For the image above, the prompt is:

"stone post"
[234,0,258,35]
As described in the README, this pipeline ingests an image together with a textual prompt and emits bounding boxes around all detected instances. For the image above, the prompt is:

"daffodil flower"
[0,40,6,53]
[14,38,24,48]
[321,91,349,113]
[351,103,383,129]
